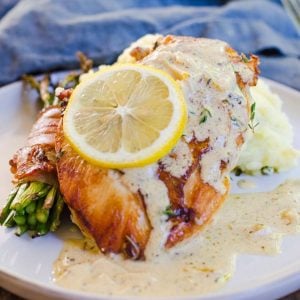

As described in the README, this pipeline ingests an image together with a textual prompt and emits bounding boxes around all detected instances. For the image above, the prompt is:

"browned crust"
[158,137,230,248]
[9,144,57,185]
[55,122,152,259]
[9,106,61,185]
[130,47,151,61]
[226,46,260,88]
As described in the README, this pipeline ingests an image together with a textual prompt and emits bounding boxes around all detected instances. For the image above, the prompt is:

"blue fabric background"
[0,0,299,89]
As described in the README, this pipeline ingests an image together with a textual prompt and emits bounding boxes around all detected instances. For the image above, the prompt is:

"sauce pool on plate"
[53,180,300,297]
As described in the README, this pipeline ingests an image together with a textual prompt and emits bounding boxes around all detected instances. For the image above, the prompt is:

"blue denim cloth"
[0,0,299,89]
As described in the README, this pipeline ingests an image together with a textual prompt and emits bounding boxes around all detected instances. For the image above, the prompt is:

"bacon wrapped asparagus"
[0,53,92,237]
[0,102,63,236]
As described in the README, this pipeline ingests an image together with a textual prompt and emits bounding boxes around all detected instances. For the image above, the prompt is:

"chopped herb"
[189,111,196,115]
[248,122,259,132]
[261,166,275,176]
[234,167,243,176]
[241,53,249,63]
[153,41,159,50]
[199,108,212,124]
[163,205,176,217]
[250,102,256,121]
[206,78,212,86]
[248,102,259,132]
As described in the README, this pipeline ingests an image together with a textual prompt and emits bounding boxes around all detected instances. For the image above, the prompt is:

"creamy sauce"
[141,37,252,194]
[114,37,254,253]
[54,180,300,297]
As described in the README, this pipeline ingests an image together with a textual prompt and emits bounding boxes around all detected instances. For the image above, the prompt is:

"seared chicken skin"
[56,124,152,259]
[56,35,259,259]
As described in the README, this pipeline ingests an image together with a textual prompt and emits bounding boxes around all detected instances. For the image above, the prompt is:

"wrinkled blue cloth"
[0,0,299,89]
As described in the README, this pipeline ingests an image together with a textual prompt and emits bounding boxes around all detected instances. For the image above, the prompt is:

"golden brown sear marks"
[55,124,152,259]
[158,138,229,248]
[226,46,260,88]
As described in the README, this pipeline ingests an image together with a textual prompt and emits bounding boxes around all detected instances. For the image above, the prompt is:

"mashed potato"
[89,34,299,175]
[237,79,299,174]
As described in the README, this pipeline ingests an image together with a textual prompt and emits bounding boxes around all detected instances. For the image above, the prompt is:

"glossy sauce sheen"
[118,37,252,252]
[54,180,300,296]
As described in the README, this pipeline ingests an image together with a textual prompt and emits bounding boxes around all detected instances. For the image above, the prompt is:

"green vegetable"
[13,214,26,226]
[25,201,36,214]
[11,182,49,211]
[0,185,19,225]
[28,214,37,227]
[1,181,64,237]
[4,213,16,228]
[49,194,65,232]
[36,222,50,236]
[15,225,28,236]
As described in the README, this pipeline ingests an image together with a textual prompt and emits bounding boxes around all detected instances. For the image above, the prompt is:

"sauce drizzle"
[54,180,300,297]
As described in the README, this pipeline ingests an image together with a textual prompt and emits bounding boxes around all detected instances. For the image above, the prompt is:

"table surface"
[0,287,299,299]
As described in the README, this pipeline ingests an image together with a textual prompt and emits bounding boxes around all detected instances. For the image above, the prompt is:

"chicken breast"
[55,123,152,259]
[56,35,259,259]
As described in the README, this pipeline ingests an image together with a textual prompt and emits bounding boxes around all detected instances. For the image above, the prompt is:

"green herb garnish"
[241,53,249,63]
[199,108,212,124]
[234,167,243,176]
[261,166,275,176]
[163,205,176,217]
[248,102,259,132]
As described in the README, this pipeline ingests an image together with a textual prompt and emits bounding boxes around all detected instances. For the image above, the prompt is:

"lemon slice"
[63,64,187,168]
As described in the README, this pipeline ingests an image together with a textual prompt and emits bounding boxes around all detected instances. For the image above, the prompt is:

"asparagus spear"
[0,185,19,225]
[1,183,28,226]
[12,182,50,212]
[16,224,28,236]
[36,197,50,224]
[3,212,16,228]
[49,194,64,232]
[1,180,64,237]
[28,213,37,228]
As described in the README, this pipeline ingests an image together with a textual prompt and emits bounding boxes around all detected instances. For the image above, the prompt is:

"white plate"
[0,78,299,300]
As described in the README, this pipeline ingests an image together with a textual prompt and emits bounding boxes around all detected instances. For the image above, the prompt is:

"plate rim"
[0,76,299,300]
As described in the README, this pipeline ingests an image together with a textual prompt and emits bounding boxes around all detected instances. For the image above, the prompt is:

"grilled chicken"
[56,35,259,259]
[9,106,61,185]
[56,124,152,259]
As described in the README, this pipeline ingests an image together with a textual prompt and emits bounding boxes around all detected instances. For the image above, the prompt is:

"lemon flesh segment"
[63,64,187,168]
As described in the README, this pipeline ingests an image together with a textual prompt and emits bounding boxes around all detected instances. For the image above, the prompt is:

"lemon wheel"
[63,64,187,168]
